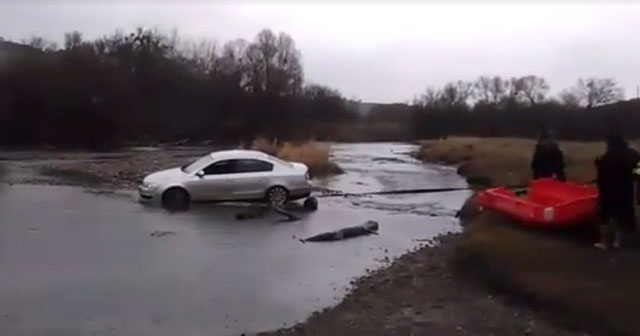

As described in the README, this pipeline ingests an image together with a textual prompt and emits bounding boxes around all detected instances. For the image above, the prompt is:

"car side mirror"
[196,170,205,178]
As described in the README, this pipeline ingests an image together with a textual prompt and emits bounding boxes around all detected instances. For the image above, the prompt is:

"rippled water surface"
[0,143,470,336]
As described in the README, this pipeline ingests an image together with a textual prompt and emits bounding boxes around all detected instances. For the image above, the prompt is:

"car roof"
[208,149,271,161]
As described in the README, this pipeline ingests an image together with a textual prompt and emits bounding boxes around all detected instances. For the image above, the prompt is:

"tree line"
[0,28,358,149]
[407,75,637,141]
[1,27,638,149]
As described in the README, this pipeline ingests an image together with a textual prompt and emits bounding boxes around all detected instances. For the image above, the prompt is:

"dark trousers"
[599,202,637,233]
[533,170,553,179]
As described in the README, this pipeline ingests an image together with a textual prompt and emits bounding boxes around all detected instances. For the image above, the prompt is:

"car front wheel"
[162,187,190,212]
[266,186,289,207]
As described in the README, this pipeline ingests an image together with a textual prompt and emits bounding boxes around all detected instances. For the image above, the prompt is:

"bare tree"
[559,89,581,108]
[507,77,522,100]
[414,87,442,108]
[273,32,304,96]
[244,29,303,97]
[441,80,474,107]
[474,76,493,104]
[475,75,509,104]
[23,36,57,52]
[302,83,341,100]
[515,75,549,105]
[571,78,624,108]
[181,39,218,75]
[64,31,84,50]
[489,76,509,103]
[218,39,250,89]
[165,28,182,59]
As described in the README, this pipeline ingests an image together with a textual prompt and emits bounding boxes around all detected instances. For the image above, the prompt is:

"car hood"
[143,167,185,184]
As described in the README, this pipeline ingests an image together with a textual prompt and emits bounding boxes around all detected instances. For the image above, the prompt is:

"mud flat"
[0,147,211,189]
[0,146,340,190]
[0,142,593,335]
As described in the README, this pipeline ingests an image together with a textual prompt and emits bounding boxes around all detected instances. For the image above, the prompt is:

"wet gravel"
[257,234,588,336]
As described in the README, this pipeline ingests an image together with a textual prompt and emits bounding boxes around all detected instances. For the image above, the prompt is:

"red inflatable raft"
[475,178,598,228]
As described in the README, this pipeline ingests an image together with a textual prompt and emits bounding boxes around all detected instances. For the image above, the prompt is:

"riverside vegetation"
[419,137,640,336]
[1,27,639,152]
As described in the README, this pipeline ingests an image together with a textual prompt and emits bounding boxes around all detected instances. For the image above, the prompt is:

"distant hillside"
[583,98,640,120]
[346,100,411,117]
[0,41,39,64]
[345,100,376,116]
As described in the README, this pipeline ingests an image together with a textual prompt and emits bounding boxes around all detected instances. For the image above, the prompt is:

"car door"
[187,160,237,201]
[227,159,275,200]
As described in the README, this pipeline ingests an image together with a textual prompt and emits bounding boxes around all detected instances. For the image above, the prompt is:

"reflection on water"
[320,142,468,216]
[0,143,470,336]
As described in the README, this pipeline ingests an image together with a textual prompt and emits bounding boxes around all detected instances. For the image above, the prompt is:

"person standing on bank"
[594,133,640,250]
[531,130,567,181]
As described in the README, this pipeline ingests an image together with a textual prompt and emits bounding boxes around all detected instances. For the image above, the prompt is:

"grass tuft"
[251,137,343,177]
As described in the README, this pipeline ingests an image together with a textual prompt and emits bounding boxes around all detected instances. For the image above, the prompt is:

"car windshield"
[181,155,211,173]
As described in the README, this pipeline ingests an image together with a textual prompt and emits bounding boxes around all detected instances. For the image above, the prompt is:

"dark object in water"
[300,220,379,243]
[150,230,176,237]
[235,206,269,220]
[303,197,318,211]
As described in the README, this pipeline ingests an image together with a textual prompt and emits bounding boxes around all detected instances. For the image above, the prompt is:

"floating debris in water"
[299,220,379,243]
[150,230,176,237]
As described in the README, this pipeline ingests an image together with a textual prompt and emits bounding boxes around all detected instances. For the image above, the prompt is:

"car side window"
[202,160,235,175]
[234,159,274,173]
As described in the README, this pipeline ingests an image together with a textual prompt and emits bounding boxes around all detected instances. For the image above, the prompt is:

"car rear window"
[235,159,274,173]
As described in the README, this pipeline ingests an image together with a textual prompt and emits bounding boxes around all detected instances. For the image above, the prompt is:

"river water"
[0,142,470,336]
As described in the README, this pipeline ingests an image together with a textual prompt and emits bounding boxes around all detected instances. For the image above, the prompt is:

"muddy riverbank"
[258,233,586,336]
[0,147,214,189]
[0,144,341,190]
[414,137,640,336]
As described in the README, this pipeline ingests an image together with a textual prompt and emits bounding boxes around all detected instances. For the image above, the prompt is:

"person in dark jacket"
[531,130,566,181]
[594,133,640,249]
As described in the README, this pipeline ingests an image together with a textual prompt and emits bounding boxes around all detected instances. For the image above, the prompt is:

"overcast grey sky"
[1,1,640,103]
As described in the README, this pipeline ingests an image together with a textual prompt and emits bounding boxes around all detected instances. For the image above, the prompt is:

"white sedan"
[138,149,314,211]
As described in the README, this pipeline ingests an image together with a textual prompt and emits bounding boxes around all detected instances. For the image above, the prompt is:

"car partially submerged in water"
[138,149,313,211]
